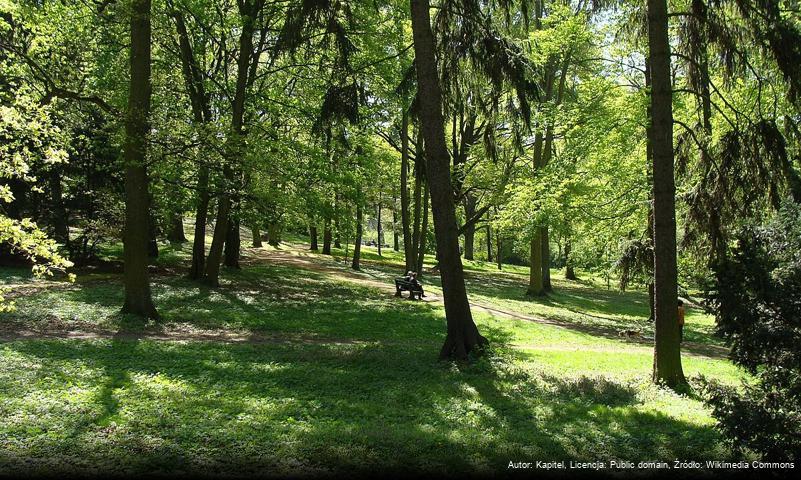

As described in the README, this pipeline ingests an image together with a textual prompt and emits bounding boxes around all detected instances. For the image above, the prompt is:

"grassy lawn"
[0,237,748,476]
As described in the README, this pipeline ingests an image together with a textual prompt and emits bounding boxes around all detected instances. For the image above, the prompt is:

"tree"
[703,200,801,461]
[647,0,685,387]
[121,0,158,318]
[410,0,487,359]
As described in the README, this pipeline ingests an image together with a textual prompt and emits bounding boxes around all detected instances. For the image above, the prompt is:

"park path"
[246,246,730,360]
[1,243,730,359]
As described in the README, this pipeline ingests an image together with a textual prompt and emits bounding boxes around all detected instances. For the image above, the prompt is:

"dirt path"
[246,247,729,360]
[1,244,730,359]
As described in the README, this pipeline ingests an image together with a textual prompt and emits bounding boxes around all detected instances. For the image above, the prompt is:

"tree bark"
[648,0,686,388]
[392,201,399,251]
[251,226,262,247]
[322,217,332,254]
[352,201,363,270]
[463,194,476,260]
[400,109,413,271]
[417,178,429,276]
[410,158,422,268]
[167,212,187,243]
[527,232,545,296]
[122,0,157,318]
[377,197,383,256]
[203,0,257,286]
[268,222,280,247]
[309,224,318,251]
[485,217,492,263]
[173,6,212,280]
[224,215,240,268]
[410,0,486,359]
[565,238,577,280]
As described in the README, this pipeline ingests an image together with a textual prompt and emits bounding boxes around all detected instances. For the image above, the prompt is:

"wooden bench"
[395,277,423,300]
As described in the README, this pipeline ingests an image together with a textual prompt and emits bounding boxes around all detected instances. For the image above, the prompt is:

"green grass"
[0,238,749,475]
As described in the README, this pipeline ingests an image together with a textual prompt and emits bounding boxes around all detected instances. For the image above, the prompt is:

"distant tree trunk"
[204,193,230,287]
[542,226,551,290]
[565,238,576,280]
[334,200,342,249]
[252,226,262,247]
[172,7,211,280]
[400,109,413,271]
[352,202,363,270]
[224,216,240,268]
[410,0,486,359]
[122,0,157,318]
[417,179,429,276]
[322,218,332,255]
[188,175,209,279]
[203,0,256,286]
[410,159,422,268]
[309,224,319,251]
[540,127,555,292]
[392,202,399,251]
[528,128,545,296]
[167,212,187,243]
[528,233,544,296]
[485,218,493,263]
[648,0,686,388]
[268,222,280,247]
[377,199,383,257]
[496,234,502,271]
[463,194,476,260]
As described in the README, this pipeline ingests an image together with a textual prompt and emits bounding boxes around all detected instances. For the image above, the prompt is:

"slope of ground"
[0,236,748,476]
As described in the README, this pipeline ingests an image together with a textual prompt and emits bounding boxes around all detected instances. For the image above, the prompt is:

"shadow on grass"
[1,337,731,476]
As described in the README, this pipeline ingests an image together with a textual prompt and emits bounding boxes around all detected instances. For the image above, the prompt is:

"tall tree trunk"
[527,233,544,296]
[173,6,212,280]
[416,178,429,276]
[167,212,187,243]
[352,202,363,270]
[224,215,240,268]
[334,198,342,249]
[485,218,492,263]
[541,226,551,290]
[564,237,576,280]
[410,160,422,268]
[268,222,280,247]
[400,109,413,271]
[410,0,486,359]
[204,195,230,287]
[392,201,399,251]
[189,167,210,279]
[648,0,686,388]
[377,198,383,257]
[322,217,332,255]
[251,226,262,247]
[463,194,476,260]
[203,1,256,286]
[309,224,318,251]
[528,129,545,296]
[122,0,157,318]
[496,235,502,271]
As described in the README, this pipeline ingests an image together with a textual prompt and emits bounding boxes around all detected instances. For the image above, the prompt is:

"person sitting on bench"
[410,272,426,298]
